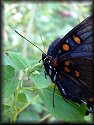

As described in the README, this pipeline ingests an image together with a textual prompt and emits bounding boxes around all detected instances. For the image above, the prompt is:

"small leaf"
[2,104,14,122]
[22,89,35,102]
[3,53,13,66]
[31,71,51,89]
[3,53,19,71]
[29,60,40,66]
[3,65,15,81]
[17,110,40,122]
[3,65,20,98]
[17,93,27,109]
[7,51,30,70]
[3,78,20,98]
[24,63,43,76]
[3,95,14,106]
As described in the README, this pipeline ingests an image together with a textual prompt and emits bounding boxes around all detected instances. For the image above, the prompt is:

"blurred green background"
[4,1,92,60]
[3,1,92,123]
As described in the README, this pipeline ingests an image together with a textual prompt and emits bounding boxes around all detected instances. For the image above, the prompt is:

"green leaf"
[3,65,20,98]
[7,51,30,70]
[31,71,51,89]
[3,53,19,71]
[24,63,43,76]
[17,93,27,109]
[38,85,88,122]
[21,89,35,102]
[3,53,13,66]
[3,95,14,106]
[84,114,93,123]
[3,65,15,81]
[31,98,43,113]
[2,104,14,122]
[17,110,40,122]
[29,60,40,66]
[3,78,20,98]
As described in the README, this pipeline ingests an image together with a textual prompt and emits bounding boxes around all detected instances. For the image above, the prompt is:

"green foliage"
[2,51,93,123]
[39,86,87,122]
[31,71,51,89]
[3,1,93,124]
[3,65,19,97]
[7,51,30,70]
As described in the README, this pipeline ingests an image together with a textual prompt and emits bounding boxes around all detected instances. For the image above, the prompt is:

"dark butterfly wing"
[47,15,94,110]
[57,58,94,106]
[47,15,93,58]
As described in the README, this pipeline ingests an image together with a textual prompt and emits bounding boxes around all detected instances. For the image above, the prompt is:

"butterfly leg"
[39,59,42,63]
[62,96,69,103]
[85,106,94,115]
[53,83,56,108]
[44,71,48,79]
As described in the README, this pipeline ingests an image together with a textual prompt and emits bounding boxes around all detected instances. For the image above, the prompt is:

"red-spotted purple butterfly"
[15,14,94,115]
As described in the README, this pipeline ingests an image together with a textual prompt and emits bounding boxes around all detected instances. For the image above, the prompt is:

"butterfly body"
[42,15,94,114]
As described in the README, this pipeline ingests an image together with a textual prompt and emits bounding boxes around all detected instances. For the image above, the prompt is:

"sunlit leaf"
[38,85,89,123]
[7,51,30,70]
[3,65,20,98]
[31,71,51,89]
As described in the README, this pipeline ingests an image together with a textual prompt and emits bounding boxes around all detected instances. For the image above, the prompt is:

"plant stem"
[11,88,20,123]
[18,95,39,114]
[11,87,39,123]
[39,114,52,122]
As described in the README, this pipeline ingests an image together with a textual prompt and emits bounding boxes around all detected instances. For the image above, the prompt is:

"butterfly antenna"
[14,30,45,54]
[40,34,46,54]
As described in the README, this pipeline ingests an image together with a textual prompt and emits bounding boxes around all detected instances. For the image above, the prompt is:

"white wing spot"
[54,68,56,71]
[44,58,46,61]
[81,100,87,105]
[62,88,66,95]
[49,69,52,76]
[49,66,52,69]
[53,74,57,81]
[58,50,61,53]
[66,39,69,43]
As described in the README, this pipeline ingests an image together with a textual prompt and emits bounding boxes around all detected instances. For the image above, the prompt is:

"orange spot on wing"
[59,74,62,79]
[89,97,94,102]
[49,56,52,61]
[75,70,80,77]
[53,60,58,67]
[65,61,69,66]
[62,44,69,51]
[64,67,70,73]
[73,35,81,44]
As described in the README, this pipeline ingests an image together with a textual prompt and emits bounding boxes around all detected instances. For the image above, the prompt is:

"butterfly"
[42,15,94,115]
[15,14,94,115]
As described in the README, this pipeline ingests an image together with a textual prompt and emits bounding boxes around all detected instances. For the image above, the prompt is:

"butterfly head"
[42,53,52,64]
